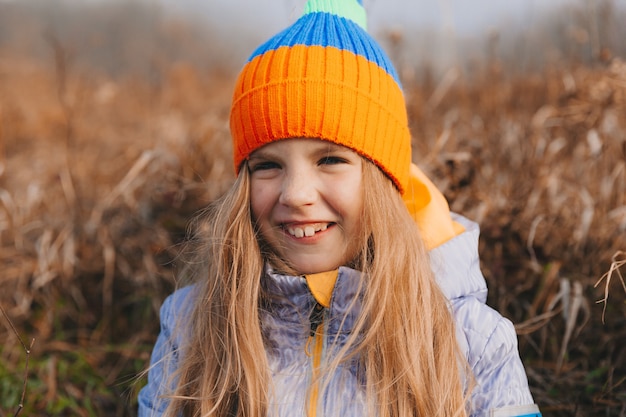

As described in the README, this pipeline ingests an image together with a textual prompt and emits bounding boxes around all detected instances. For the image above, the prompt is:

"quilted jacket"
[138,214,541,417]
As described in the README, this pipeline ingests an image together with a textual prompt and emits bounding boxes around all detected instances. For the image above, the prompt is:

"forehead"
[249,138,354,157]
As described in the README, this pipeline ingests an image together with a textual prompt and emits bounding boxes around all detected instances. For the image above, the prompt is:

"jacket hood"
[403,163,466,249]
[430,214,488,303]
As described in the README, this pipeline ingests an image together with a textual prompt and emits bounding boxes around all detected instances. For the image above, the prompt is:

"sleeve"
[137,288,191,417]
[459,299,541,417]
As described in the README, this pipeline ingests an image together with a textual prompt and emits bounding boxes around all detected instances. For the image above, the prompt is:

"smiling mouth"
[285,223,332,238]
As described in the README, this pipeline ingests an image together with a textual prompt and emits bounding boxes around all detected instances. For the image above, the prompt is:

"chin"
[290,260,341,275]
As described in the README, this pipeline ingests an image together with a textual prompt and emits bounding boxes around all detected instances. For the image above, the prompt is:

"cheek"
[250,182,272,222]
[347,190,364,231]
[343,176,364,219]
[345,190,365,240]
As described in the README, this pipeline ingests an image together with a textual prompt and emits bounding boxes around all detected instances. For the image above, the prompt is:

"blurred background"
[0,0,625,415]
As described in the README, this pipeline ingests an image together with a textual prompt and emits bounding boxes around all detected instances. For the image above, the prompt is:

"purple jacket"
[138,214,541,417]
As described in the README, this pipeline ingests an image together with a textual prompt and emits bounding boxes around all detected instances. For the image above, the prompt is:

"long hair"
[164,159,468,417]
[353,162,469,417]
[165,169,270,416]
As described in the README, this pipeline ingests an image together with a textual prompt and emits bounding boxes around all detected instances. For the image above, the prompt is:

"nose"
[278,167,317,208]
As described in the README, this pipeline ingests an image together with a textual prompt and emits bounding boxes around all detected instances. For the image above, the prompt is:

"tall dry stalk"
[594,251,626,322]
[0,303,35,417]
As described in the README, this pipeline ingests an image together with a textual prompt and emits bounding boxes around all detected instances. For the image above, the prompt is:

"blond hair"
[163,160,468,417]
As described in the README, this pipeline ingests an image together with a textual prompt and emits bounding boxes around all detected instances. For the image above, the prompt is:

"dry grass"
[0,50,236,415]
[1,7,626,417]
[405,59,626,416]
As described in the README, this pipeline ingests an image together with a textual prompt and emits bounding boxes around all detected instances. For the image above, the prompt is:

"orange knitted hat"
[229,0,412,193]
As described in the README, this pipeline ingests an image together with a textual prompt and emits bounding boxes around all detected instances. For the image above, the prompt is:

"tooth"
[294,228,304,238]
[320,224,328,231]
[305,226,315,237]
[288,227,296,236]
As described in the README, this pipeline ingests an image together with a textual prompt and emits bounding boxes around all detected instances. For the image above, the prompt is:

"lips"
[285,222,331,238]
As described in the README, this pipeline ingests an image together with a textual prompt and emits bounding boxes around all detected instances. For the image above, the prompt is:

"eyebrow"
[249,141,354,162]
[308,141,354,156]
[319,142,349,152]
[248,150,273,161]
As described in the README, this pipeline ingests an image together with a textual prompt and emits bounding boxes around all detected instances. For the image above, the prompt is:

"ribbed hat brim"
[231,45,411,192]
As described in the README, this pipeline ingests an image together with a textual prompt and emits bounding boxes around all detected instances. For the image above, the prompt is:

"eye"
[249,161,281,173]
[318,155,348,165]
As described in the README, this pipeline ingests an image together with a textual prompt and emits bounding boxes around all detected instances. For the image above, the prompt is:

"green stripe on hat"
[303,0,367,31]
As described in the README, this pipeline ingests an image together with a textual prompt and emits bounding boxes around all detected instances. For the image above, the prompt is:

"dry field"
[1,3,626,417]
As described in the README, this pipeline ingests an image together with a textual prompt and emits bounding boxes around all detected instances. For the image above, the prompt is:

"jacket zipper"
[306,302,325,417]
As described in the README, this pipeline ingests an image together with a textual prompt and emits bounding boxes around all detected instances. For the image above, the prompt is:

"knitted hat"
[229,0,412,193]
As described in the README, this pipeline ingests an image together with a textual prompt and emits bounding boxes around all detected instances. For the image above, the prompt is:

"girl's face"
[249,139,364,275]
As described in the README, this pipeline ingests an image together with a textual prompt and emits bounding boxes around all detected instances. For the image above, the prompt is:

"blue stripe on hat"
[247,11,401,86]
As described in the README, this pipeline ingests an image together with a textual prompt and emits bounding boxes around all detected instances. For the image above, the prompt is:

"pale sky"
[164,0,580,36]
[155,0,590,70]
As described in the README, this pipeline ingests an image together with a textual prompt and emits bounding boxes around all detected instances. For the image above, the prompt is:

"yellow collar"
[305,269,339,308]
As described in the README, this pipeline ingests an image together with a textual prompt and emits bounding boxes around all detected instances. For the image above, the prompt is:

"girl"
[138,1,541,416]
